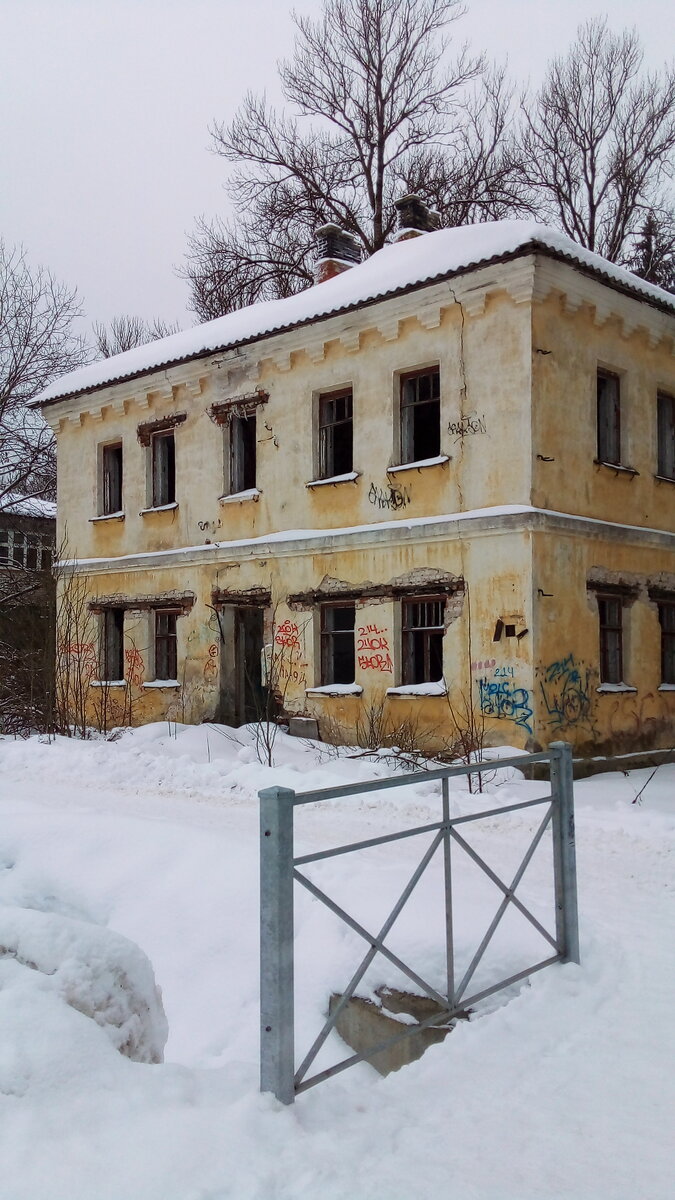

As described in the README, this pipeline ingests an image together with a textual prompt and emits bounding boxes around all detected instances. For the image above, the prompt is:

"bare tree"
[627,210,675,291]
[520,20,675,264]
[93,314,181,359]
[0,241,87,510]
[184,0,526,318]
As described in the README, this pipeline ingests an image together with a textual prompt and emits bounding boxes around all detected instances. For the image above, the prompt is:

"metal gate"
[259,740,578,1104]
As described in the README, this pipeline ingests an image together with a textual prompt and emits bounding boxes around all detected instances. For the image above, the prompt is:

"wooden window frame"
[229,410,257,494]
[400,367,441,465]
[102,608,124,681]
[596,370,621,466]
[318,388,353,478]
[658,601,675,685]
[320,602,356,685]
[152,430,176,507]
[102,442,123,515]
[598,594,624,684]
[657,392,675,480]
[154,610,179,681]
[402,596,446,685]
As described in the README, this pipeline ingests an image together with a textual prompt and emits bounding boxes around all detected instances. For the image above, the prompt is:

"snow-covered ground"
[0,723,672,1200]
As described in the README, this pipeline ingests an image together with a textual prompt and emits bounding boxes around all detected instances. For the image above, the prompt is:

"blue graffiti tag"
[478,676,533,733]
[539,653,593,731]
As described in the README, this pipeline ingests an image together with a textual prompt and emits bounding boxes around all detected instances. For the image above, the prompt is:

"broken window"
[320,604,355,685]
[596,370,621,465]
[402,597,445,684]
[659,602,675,685]
[155,610,178,680]
[657,392,675,480]
[318,388,353,477]
[102,443,123,514]
[400,367,440,464]
[230,412,257,493]
[103,608,124,681]
[152,431,176,507]
[598,595,623,684]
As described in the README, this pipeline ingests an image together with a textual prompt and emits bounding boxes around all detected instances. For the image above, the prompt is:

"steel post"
[549,742,580,965]
[259,785,296,1104]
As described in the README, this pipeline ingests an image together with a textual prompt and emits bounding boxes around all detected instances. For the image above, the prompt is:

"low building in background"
[35,211,675,757]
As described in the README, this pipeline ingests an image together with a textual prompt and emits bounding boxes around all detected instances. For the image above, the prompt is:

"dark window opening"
[401,368,440,464]
[598,595,623,684]
[657,392,675,480]
[0,530,51,571]
[659,602,675,685]
[102,443,123,514]
[103,608,124,681]
[155,610,178,680]
[230,413,257,493]
[319,389,353,478]
[402,597,445,684]
[597,370,621,465]
[152,431,176,507]
[321,604,355,685]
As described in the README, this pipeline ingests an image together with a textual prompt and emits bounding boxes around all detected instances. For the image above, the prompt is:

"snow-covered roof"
[36,221,675,408]
[2,493,57,519]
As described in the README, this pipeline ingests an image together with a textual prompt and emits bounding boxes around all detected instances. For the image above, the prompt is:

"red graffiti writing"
[471,658,496,672]
[275,620,301,650]
[356,626,392,671]
[358,652,393,673]
[208,643,219,657]
[124,647,145,687]
[203,658,218,683]
[59,641,97,681]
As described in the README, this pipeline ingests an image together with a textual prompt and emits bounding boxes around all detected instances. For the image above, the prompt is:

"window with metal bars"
[320,604,355,685]
[230,412,257,493]
[155,611,178,680]
[658,602,675,685]
[318,389,353,478]
[657,392,675,480]
[103,608,124,680]
[152,431,176,507]
[400,367,440,464]
[596,370,621,465]
[402,597,445,684]
[598,595,623,684]
[102,443,123,514]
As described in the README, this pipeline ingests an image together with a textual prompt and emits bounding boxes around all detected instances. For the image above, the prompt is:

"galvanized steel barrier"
[259,741,579,1104]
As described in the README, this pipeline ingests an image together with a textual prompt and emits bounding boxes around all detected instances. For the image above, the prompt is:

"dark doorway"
[218,606,266,726]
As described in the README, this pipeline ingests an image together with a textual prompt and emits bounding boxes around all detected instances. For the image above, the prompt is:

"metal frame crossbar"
[259,741,579,1104]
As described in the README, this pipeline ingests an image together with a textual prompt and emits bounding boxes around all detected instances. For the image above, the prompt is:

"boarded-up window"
[402,597,445,684]
[598,595,623,684]
[597,371,621,465]
[319,389,353,477]
[152,432,176,507]
[103,608,124,680]
[659,602,675,685]
[657,392,675,480]
[230,413,257,493]
[102,443,123,514]
[320,604,355,685]
[400,368,440,464]
[155,611,178,680]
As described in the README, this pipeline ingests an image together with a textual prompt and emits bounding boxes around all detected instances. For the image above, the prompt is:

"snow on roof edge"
[35,221,675,409]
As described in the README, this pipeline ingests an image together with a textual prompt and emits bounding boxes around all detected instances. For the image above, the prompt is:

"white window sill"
[143,679,180,689]
[654,474,675,485]
[658,683,675,691]
[593,460,639,476]
[90,512,125,523]
[305,684,363,696]
[140,503,179,515]
[219,488,261,504]
[306,471,360,488]
[90,680,127,688]
[387,681,447,697]
[387,455,450,475]
[596,683,637,694]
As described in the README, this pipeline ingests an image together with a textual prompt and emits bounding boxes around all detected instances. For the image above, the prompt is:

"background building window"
[103,608,124,680]
[658,602,675,684]
[155,611,178,680]
[598,595,623,684]
[597,370,621,465]
[152,431,176,507]
[0,529,52,570]
[318,389,353,478]
[657,392,675,480]
[102,443,123,514]
[400,367,440,463]
[402,597,445,684]
[320,604,355,684]
[230,412,257,493]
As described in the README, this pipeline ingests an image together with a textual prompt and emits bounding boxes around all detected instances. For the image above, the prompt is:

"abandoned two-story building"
[36,207,675,756]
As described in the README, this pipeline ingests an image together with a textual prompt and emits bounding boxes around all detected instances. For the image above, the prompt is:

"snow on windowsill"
[593,460,639,476]
[658,683,675,691]
[305,683,363,696]
[596,683,637,694]
[387,455,450,475]
[139,503,179,515]
[90,512,125,523]
[219,489,261,504]
[387,681,448,697]
[306,471,360,488]
[90,680,127,688]
[143,680,180,689]
[654,474,675,485]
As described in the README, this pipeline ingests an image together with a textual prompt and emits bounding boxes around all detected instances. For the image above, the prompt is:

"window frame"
[596,369,621,466]
[657,392,675,480]
[151,430,176,508]
[399,366,441,465]
[317,387,353,479]
[0,527,52,571]
[401,595,446,685]
[320,602,356,686]
[597,594,624,685]
[102,608,124,681]
[154,609,179,681]
[229,410,257,494]
[101,441,123,515]
[658,601,675,685]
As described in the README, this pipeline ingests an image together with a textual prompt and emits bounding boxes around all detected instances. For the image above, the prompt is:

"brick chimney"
[393,194,441,241]
[313,224,361,284]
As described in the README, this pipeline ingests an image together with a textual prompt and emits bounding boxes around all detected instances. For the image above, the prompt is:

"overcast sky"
[2,0,672,335]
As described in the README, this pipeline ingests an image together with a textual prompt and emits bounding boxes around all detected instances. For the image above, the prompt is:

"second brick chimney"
[393,194,441,241]
[313,224,362,284]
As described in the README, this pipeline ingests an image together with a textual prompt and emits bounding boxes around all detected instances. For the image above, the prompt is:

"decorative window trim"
[137,412,186,447]
[88,592,194,615]
[209,390,269,425]
[211,587,271,608]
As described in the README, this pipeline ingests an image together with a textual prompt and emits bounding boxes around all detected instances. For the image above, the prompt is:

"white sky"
[1,0,672,334]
